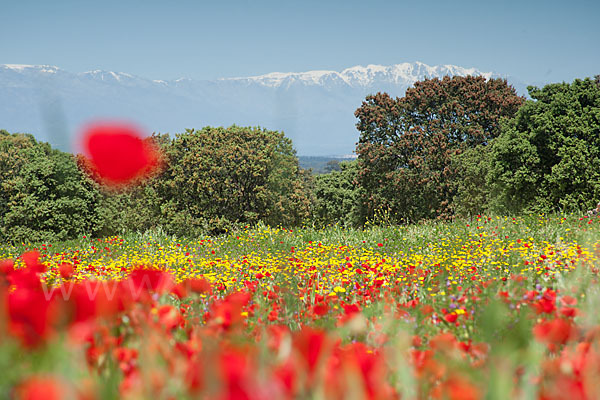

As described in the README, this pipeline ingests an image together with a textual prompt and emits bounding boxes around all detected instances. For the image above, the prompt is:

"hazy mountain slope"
[0,62,527,155]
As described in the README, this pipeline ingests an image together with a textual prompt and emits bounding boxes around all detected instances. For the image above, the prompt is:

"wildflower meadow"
[2,213,600,399]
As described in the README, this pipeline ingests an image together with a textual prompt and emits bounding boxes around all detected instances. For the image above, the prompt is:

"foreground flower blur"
[1,215,600,398]
[81,122,160,186]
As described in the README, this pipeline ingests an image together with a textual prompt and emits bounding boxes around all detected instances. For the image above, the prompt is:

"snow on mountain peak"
[4,64,33,70]
[222,69,346,87]
[1,61,495,89]
[80,70,135,82]
[224,62,493,88]
[2,64,60,74]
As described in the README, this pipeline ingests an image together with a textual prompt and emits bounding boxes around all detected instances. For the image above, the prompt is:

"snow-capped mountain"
[224,62,494,88]
[0,62,524,155]
[2,64,60,74]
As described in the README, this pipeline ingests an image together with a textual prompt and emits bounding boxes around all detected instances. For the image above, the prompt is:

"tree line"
[318,74,600,225]
[1,75,599,242]
[0,126,312,243]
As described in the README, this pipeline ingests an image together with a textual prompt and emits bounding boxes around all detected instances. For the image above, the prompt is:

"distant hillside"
[0,62,528,155]
[299,155,357,174]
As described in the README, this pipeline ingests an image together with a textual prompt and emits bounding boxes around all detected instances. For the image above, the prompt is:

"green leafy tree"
[313,160,359,226]
[451,144,492,217]
[354,76,524,223]
[488,77,600,213]
[156,126,311,236]
[0,131,36,224]
[0,131,102,243]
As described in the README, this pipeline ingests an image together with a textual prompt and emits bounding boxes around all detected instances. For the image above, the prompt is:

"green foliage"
[324,159,341,173]
[355,76,524,224]
[0,130,37,222]
[0,127,314,242]
[91,181,164,237]
[0,131,101,243]
[487,77,600,213]
[155,126,312,236]
[313,160,359,226]
[451,144,492,217]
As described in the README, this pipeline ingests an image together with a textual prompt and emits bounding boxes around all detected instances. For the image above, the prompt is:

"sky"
[1,0,598,84]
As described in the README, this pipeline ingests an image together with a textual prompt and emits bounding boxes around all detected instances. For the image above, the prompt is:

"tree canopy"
[487,77,600,213]
[354,75,524,223]
[0,131,102,243]
[313,160,359,227]
[155,126,312,235]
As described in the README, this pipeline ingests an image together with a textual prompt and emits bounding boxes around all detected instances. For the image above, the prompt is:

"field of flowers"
[2,214,600,399]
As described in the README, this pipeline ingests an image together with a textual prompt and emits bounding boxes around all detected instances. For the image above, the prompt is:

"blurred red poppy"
[58,263,74,280]
[294,327,328,375]
[188,277,212,294]
[8,287,53,347]
[444,313,458,323]
[534,318,575,348]
[208,291,251,331]
[15,376,65,400]
[129,267,174,297]
[81,122,160,185]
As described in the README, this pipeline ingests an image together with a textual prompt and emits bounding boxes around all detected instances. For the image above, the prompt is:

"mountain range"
[0,62,527,155]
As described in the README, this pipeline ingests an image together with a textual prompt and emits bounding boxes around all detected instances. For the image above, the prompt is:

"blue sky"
[1,0,598,83]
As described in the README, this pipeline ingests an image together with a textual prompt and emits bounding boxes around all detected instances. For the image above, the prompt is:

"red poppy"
[81,122,160,185]
[219,348,254,400]
[185,356,204,393]
[343,303,361,316]
[444,313,458,323]
[158,304,183,331]
[9,252,46,290]
[274,359,297,396]
[313,303,329,316]
[266,324,290,351]
[15,376,66,400]
[129,267,174,297]
[188,277,212,294]
[6,254,55,347]
[560,307,577,318]
[208,291,251,331]
[560,296,578,306]
[429,333,458,352]
[58,263,74,280]
[534,290,557,314]
[443,375,481,400]
[294,327,328,375]
[7,287,54,347]
[170,283,188,299]
[0,259,14,277]
[347,342,387,399]
[420,305,434,315]
[534,318,575,348]
[66,282,98,323]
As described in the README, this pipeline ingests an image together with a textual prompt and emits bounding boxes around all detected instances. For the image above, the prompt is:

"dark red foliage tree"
[354,75,524,223]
